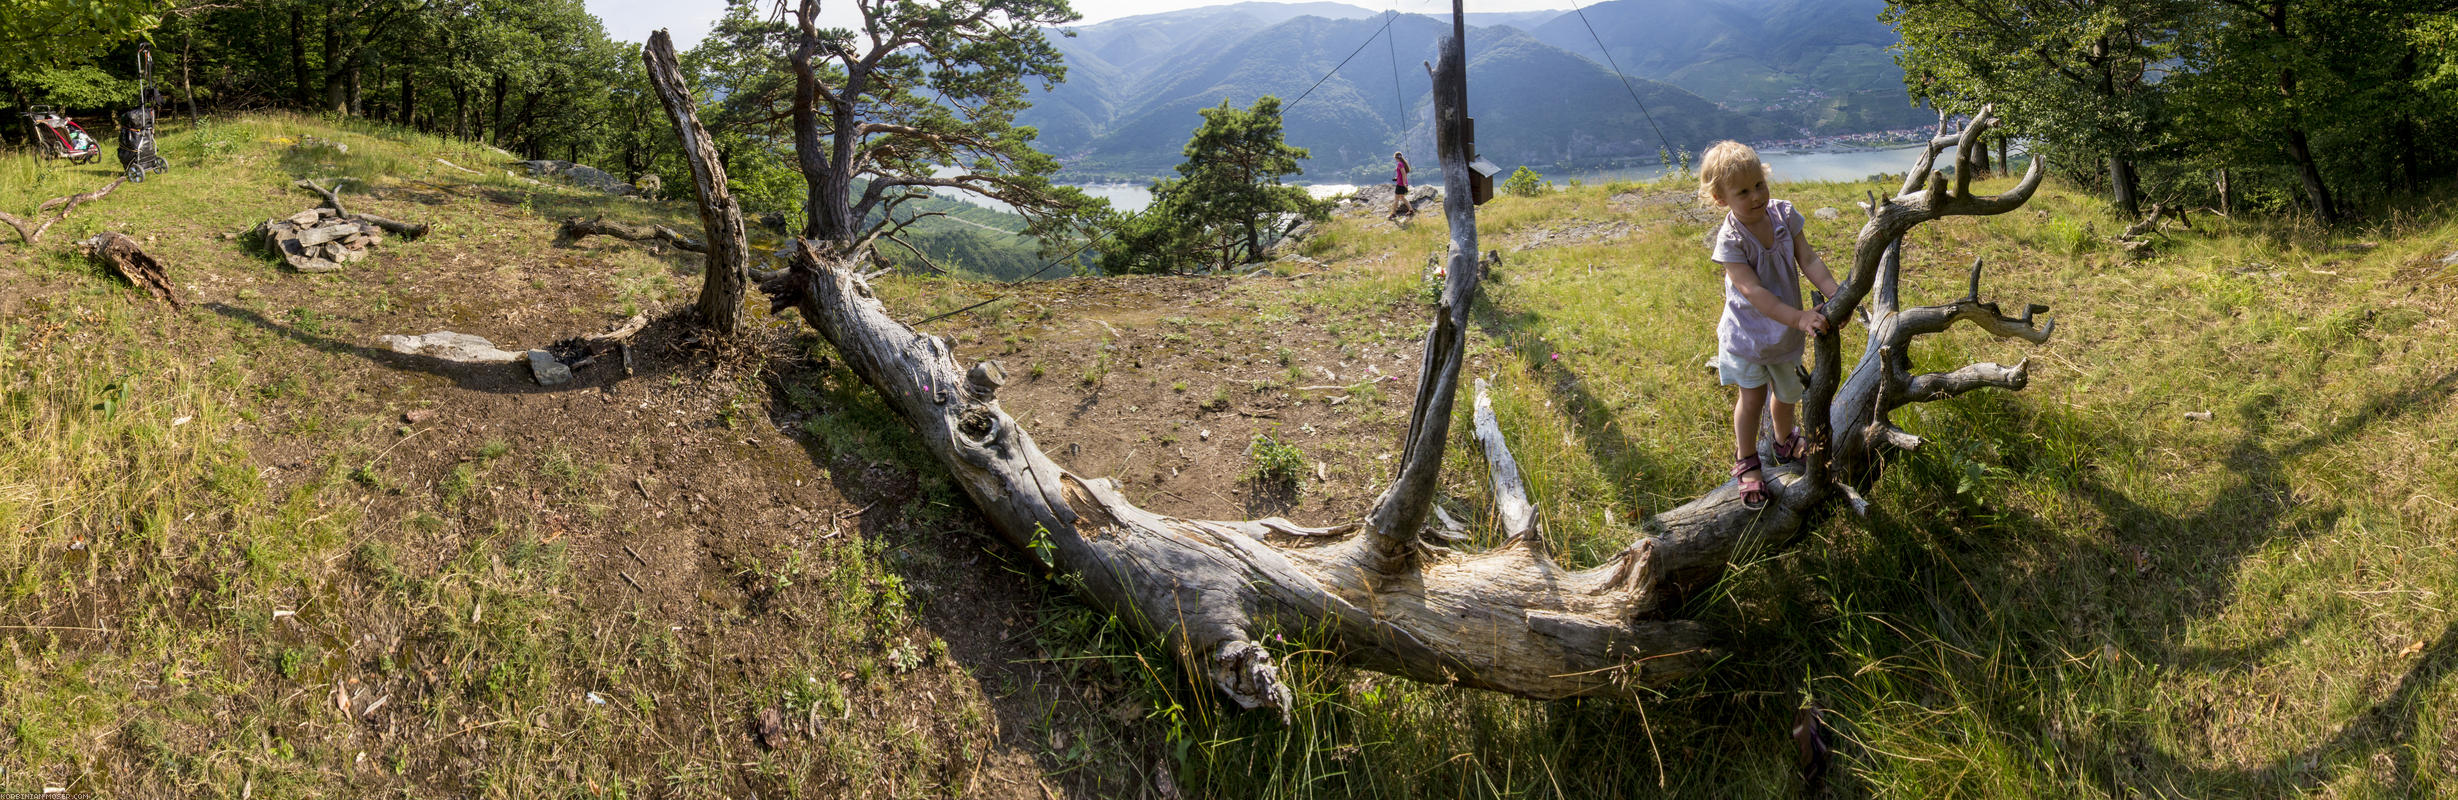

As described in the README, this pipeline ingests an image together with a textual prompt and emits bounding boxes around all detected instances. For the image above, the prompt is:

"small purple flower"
[1550,352,1561,361]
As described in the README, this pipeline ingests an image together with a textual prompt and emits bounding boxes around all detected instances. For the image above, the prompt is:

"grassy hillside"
[4,111,2456,798]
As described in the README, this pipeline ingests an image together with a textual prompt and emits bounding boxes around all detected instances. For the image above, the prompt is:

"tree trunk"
[2108,154,2139,219]
[1995,136,2009,178]
[557,217,704,252]
[791,1,858,244]
[643,32,747,339]
[347,60,362,117]
[182,30,199,120]
[399,63,415,129]
[742,27,2056,712]
[451,80,467,140]
[489,73,508,146]
[290,7,310,105]
[322,7,347,114]
[2217,168,2233,218]
[2283,123,2336,223]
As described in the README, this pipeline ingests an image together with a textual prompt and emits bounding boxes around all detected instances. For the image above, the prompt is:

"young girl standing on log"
[1699,141,1841,508]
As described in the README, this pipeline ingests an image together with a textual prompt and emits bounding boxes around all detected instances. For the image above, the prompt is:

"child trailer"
[25,106,102,165]
[118,43,169,182]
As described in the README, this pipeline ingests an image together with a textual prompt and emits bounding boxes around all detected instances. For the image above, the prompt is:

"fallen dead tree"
[555,216,706,253]
[748,30,2051,714]
[0,177,128,247]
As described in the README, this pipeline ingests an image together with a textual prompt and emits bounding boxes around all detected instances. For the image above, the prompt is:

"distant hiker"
[1699,140,1841,509]
[1389,151,1413,219]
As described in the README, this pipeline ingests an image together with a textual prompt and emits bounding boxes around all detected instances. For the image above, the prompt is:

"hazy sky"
[584,0,1571,50]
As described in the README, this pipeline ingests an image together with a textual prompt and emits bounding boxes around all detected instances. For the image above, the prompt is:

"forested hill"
[1022,0,1926,182]
[1026,15,1788,183]
[1528,0,1926,136]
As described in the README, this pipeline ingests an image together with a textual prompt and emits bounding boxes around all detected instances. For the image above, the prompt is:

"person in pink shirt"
[1389,151,1413,219]
[1699,141,1842,508]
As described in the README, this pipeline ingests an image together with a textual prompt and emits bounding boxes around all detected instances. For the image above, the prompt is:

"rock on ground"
[518,160,633,196]
[528,349,573,386]
[378,331,523,363]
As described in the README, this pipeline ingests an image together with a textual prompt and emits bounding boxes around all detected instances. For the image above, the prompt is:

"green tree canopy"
[784,0,1102,266]
[1884,0,2190,218]
[1101,96,1326,274]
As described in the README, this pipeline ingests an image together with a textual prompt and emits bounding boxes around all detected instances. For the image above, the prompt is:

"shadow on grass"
[1467,290,1696,523]
[756,344,1166,797]
[1770,366,2458,796]
[205,301,672,395]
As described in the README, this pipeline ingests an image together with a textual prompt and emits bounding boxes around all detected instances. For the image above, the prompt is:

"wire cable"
[1566,0,1681,164]
[1287,10,1403,112]
[1384,6,1407,125]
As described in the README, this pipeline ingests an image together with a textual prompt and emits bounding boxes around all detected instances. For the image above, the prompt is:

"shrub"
[1245,433,1306,488]
[1502,166,1550,197]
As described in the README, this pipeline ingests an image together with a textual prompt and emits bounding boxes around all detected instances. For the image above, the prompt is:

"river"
[1027,144,1935,214]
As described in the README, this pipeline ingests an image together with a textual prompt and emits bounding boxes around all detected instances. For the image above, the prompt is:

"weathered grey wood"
[1364,31,1480,567]
[354,213,426,239]
[1471,378,1538,543]
[557,216,707,253]
[80,232,180,309]
[3,177,128,246]
[643,29,747,338]
[293,178,352,218]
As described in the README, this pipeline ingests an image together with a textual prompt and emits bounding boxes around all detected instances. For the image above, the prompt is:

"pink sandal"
[1772,428,1809,465]
[1731,454,1768,509]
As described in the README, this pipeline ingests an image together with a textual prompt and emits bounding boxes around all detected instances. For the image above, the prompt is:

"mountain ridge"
[1023,1,1930,181]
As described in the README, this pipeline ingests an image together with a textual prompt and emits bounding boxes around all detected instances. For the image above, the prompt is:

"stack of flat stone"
[262,207,386,273]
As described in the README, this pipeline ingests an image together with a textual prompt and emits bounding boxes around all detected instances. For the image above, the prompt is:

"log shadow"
[1467,295,1695,522]
[205,301,670,395]
[1745,367,2458,796]
[2103,616,2458,794]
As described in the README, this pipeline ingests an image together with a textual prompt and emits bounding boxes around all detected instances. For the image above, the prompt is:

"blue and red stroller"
[25,106,102,165]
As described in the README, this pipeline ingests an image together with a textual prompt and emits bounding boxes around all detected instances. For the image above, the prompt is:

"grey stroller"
[118,43,168,182]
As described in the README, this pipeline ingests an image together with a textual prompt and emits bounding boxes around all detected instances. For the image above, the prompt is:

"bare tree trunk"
[556,217,705,252]
[79,232,181,309]
[644,31,746,339]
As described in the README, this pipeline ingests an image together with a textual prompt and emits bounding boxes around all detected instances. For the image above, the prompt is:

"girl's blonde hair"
[1695,140,1770,205]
